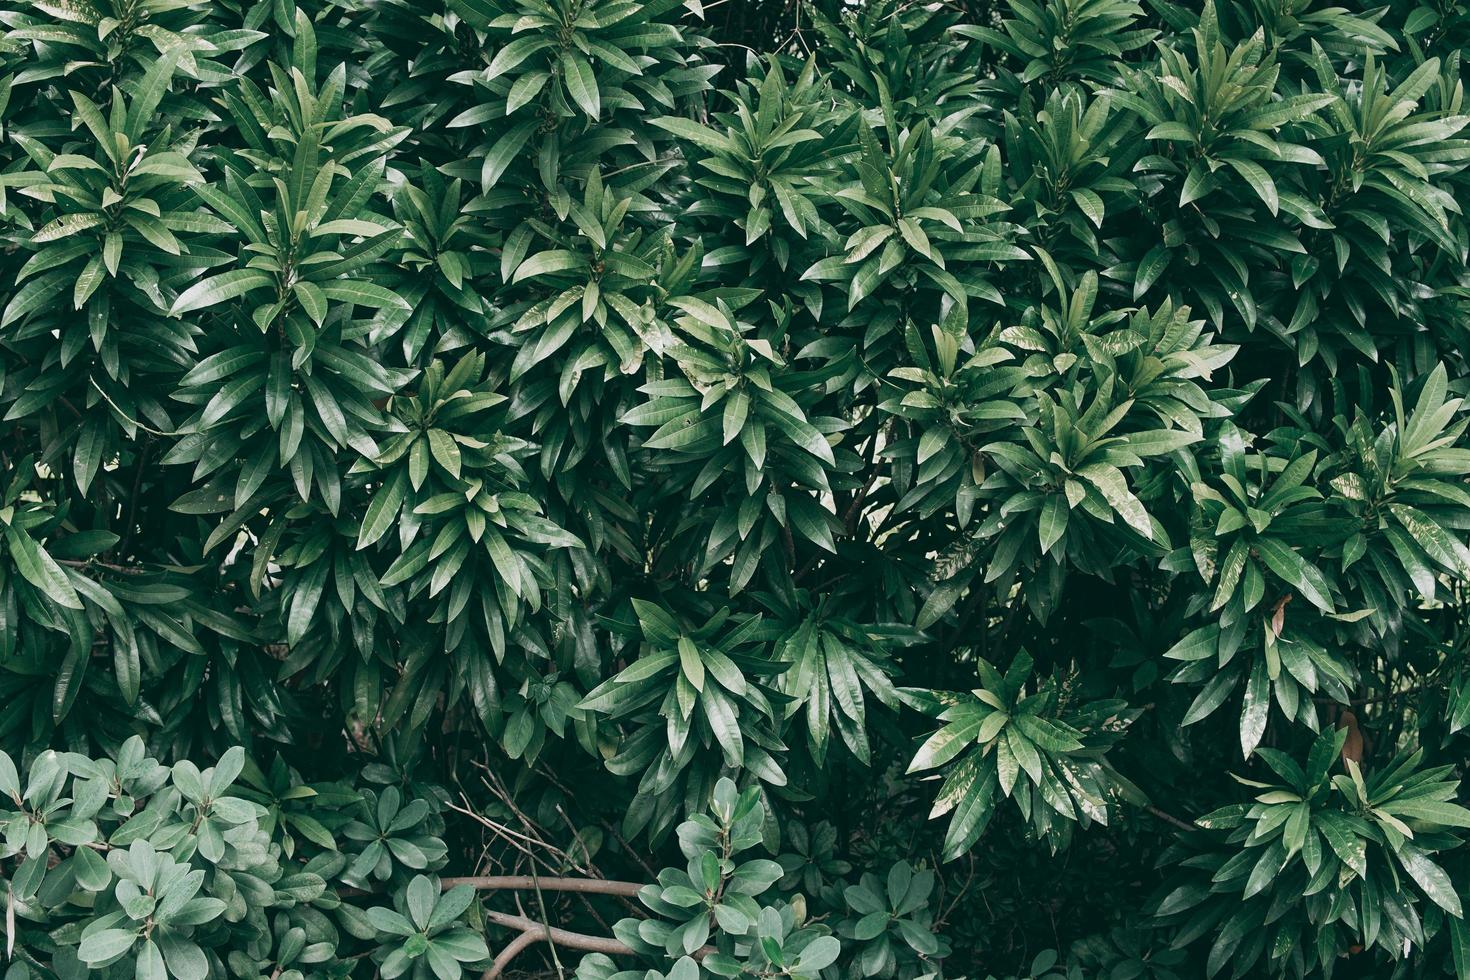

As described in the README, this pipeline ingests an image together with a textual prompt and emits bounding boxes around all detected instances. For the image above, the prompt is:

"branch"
[117,436,152,561]
[55,558,153,576]
[480,909,717,980]
[483,929,540,980]
[1314,683,1432,708]
[480,909,633,980]
[338,875,647,901]
[1146,804,1196,833]
[443,875,643,897]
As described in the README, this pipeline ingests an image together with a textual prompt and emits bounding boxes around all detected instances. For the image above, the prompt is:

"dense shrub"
[4,0,1470,977]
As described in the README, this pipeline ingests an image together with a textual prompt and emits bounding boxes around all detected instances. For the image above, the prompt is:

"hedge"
[3,0,1470,977]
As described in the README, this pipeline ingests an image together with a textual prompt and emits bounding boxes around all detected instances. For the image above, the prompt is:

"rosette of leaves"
[800,118,1018,317]
[996,90,1143,260]
[384,163,496,361]
[1090,301,1242,434]
[620,293,850,592]
[1,739,165,899]
[1322,363,1470,617]
[0,0,264,86]
[1212,0,1398,62]
[500,168,668,386]
[1168,422,1361,755]
[164,17,414,521]
[919,368,1177,628]
[167,746,259,862]
[356,351,577,635]
[1289,52,1470,366]
[1163,620,1355,761]
[651,55,852,291]
[904,651,1141,858]
[998,276,1240,409]
[1110,3,1332,329]
[776,821,851,897]
[366,875,490,980]
[494,166,677,533]
[874,320,1027,530]
[807,0,980,128]
[767,604,904,765]
[348,350,584,750]
[2,749,104,901]
[624,777,784,957]
[443,0,708,194]
[578,600,789,839]
[73,839,230,979]
[0,47,222,502]
[718,907,842,980]
[0,740,277,978]
[601,778,843,979]
[1165,364,1470,758]
[1152,727,1470,977]
[235,753,361,858]
[837,861,947,978]
[339,786,449,886]
[952,0,1153,85]
[925,300,1236,646]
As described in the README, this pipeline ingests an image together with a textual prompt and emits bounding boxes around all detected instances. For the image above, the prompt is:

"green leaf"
[1077,464,1152,539]
[1254,538,1333,611]
[1396,842,1462,916]
[78,928,138,964]
[481,120,536,191]
[1225,158,1279,215]
[1239,658,1269,758]
[561,52,600,119]
[319,280,412,310]
[1038,494,1068,555]
[358,471,406,549]
[171,270,274,315]
[6,528,83,609]
[649,116,734,153]
[487,36,551,79]
[677,636,704,692]
[1123,430,1202,456]
[512,250,585,283]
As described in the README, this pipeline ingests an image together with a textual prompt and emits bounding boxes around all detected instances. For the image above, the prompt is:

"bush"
[3,0,1470,977]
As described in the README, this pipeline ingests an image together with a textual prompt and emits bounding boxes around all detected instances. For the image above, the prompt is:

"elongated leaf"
[171,270,273,315]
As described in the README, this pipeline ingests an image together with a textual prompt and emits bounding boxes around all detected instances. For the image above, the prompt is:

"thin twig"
[536,768,659,881]
[1314,683,1432,708]
[1146,805,1196,833]
[117,437,152,561]
[56,558,152,575]
[531,871,567,980]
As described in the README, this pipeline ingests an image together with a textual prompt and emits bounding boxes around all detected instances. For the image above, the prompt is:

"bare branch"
[443,875,643,897]
[482,929,540,980]
[1146,804,1196,833]
[479,909,633,980]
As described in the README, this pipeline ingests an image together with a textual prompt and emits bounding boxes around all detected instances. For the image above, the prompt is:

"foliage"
[4,0,1470,977]
[0,737,475,980]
